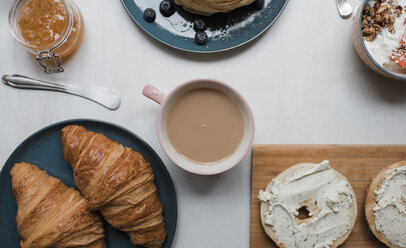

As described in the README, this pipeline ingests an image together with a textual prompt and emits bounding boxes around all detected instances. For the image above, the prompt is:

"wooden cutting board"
[250,145,406,248]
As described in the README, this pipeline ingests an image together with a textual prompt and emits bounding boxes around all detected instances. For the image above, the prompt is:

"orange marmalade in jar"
[9,0,84,73]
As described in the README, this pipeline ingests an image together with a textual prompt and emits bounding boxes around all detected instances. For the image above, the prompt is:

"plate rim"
[120,0,290,53]
[0,118,177,247]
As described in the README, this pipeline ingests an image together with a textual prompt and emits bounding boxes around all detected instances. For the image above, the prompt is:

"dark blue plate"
[0,119,177,248]
[121,0,288,52]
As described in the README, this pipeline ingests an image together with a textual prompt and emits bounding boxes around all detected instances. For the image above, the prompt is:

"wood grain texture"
[250,145,406,248]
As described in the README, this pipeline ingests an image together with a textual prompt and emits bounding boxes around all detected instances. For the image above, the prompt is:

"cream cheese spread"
[258,160,355,248]
[373,165,406,247]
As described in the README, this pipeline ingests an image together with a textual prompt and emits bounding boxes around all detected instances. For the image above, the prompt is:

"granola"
[361,0,403,41]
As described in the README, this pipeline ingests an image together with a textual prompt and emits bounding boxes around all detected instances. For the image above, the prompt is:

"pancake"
[174,0,256,15]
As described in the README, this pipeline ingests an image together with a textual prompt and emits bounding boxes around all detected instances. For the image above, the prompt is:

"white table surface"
[1,0,406,247]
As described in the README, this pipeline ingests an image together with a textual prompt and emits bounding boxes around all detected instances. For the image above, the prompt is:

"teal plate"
[0,119,177,248]
[121,0,288,52]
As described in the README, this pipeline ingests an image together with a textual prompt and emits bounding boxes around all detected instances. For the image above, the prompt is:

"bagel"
[174,0,255,16]
[365,161,406,248]
[258,160,357,248]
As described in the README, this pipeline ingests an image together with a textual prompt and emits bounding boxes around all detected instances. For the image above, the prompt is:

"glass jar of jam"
[9,0,84,73]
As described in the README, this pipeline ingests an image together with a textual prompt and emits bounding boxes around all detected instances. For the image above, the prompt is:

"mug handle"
[142,84,165,105]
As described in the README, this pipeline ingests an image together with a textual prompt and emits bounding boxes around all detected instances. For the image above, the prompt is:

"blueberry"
[160,0,175,17]
[193,19,207,32]
[143,8,156,22]
[254,0,265,10]
[195,31,208,45]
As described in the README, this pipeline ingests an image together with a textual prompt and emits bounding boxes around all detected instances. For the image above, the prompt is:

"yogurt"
[363,0,406,71]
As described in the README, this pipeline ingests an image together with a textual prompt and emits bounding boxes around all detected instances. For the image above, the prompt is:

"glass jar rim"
[8,0,74,52]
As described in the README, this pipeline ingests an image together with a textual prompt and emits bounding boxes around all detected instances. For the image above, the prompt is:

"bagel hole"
[297,206,311,220]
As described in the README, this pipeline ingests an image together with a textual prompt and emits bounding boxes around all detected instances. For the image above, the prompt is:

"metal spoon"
[336,0,353,18]
[2,74,121,110]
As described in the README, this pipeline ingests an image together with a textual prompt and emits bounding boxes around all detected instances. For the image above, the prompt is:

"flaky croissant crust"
[10,162,106,248]
[61,125,166,247]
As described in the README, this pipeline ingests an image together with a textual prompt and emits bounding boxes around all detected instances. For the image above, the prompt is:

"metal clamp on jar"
[8,0,84,73]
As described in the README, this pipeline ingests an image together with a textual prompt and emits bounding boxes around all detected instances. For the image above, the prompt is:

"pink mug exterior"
[143,79,255,175]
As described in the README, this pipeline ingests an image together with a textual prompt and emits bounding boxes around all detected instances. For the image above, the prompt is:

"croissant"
[10,162,106,248]
[61,125,166,248]
[175,0,255,15]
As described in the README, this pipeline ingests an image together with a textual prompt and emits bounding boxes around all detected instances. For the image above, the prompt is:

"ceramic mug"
[143,79,255,175]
